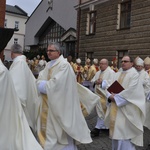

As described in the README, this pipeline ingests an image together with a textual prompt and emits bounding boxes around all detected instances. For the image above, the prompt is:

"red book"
[77,66,80,70]
[107,80,124,94]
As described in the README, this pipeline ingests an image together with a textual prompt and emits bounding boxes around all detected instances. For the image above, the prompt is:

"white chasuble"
[37,55,93,150]
[91,66,115,119]
[0,59,43,150]
[9,55,40,133]
[105,67,146,147]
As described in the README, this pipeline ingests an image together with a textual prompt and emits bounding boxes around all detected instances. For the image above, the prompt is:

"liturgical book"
[107,80,124,94]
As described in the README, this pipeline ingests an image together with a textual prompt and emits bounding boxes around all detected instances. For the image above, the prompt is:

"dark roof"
[6,4,28,17]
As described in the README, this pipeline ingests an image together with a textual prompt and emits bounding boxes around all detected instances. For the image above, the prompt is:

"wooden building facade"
[76,0,150,66]
[25,0,78,60]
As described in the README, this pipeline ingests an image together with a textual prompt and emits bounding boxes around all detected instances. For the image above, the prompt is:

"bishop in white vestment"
[106,56,146,150]
[135,57,150,130]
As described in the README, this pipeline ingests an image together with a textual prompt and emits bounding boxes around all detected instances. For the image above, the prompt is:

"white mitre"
[76,58,81,64]
[93,58,98,64]
[136,57,144,66]
[144,57,150,65]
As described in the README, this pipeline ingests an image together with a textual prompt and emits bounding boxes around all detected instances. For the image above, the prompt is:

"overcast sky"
[6,0,41,16]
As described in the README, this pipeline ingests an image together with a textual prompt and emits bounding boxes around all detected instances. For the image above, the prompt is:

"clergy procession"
[1,27,150,150]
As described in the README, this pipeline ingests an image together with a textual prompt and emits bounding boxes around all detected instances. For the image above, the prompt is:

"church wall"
[78,0,150,63]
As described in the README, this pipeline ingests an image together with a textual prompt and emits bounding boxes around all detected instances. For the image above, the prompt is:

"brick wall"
[78,0,150,63]
[0,0,6,27]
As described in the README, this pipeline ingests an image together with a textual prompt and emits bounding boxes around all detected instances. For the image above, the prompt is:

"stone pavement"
[77,109,150,150]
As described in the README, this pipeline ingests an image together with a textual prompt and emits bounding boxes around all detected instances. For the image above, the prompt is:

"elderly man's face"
[99,59,108,71]
[144,64,150,70]
[135,65,143,71]
[121,56,133,71]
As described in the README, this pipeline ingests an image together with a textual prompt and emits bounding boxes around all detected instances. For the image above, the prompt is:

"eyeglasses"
[121,60,130,63]
[46,49,58,53]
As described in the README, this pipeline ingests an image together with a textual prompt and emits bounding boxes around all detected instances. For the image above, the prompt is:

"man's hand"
[108,93,115,102]
[95,78,102,85]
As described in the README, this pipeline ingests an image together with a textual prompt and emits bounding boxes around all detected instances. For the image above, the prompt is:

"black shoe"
[90,128,100,137]
[100,129,109,132]
[100,129,109,135]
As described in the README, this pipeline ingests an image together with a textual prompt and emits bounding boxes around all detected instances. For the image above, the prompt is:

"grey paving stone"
[77,108,150,150]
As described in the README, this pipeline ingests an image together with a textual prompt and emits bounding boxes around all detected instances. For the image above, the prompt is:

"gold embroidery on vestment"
[109,72,126,138]
[38,68,53,147]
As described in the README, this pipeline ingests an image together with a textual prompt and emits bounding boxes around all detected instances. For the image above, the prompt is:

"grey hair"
[48,42,62,54]
[11,44,23,54]
[106,59,109,65]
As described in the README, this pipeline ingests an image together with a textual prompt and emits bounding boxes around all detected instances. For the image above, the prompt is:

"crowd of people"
[1,36,99,149]
[47,52,149,149]
[1,28,150,150]
[26,55,47,78]
[65,54,150,150]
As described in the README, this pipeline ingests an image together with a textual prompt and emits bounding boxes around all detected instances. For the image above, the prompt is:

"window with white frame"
[117,1,131,30]
[14,38,18,44]
[86,11,96,35]
[15,21,19,29]
[4,19,7,28]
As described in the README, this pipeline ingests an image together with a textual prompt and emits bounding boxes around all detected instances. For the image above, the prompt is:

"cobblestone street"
[77,109,150,150]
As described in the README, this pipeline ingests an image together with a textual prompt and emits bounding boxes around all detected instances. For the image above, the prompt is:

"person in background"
[0,27,43,150]
[73,58,84,84]
[83,58,91,80]
[88,58,100,82]
[110,57,118,72]
[133,56,139,67]
[135,57,150,133]
[90,59,115,137]
[135,57,150,99]
[67,55,74,69]
[144,56,150,76]
[9,44,40,135]
[106,55,145,150]
[37,55,41,61]
[33,56,40,78]
[38,55,47,72]
[82,58,93,90]
[36,42,93,150]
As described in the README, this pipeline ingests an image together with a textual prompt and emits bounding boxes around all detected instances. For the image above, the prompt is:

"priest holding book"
[105,55,146,150]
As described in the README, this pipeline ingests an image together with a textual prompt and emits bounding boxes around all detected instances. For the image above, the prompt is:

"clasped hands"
[95,78,103,85]
[108,92,115,102]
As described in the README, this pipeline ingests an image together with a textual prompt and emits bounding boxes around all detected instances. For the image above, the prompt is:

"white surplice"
[112,139,136,150]
[105,67,146,147]
[138,69,150,129]
[0,59,43,150]
[37,55,94,150]
[9,55,40,133]
[91,66,115,129]
[77,82,99,116]
[138,69,150,98]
